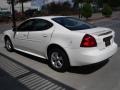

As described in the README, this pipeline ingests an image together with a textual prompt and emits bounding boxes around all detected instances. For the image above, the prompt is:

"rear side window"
[33,19,53,31]
[52,17,95,30]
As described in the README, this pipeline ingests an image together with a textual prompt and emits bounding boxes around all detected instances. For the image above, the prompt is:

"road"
[0,14,120,90]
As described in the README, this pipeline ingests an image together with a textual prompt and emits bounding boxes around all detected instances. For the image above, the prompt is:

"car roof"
[29,16,69,20]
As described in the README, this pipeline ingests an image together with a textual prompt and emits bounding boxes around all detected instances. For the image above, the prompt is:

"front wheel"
[48,48,69,72]
[5,38,14,52]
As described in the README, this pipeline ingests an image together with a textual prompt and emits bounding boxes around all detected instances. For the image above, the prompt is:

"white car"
[3,16,118,72]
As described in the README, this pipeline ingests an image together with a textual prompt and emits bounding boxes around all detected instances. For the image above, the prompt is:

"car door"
[27,19,54,57]
[13,19,34,51]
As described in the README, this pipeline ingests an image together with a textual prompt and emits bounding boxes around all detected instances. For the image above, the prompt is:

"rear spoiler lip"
[98,31,112,36]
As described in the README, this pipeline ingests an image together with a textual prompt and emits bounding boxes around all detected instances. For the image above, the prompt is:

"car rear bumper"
[66,42,118,66]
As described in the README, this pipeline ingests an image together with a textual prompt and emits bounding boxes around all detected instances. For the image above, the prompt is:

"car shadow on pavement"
[68,59,109,74]
[15,50,109,74]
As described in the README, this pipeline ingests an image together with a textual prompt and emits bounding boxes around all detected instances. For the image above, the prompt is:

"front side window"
[52,17,96,30]
[17,20,34,31]
[33,19,53,31]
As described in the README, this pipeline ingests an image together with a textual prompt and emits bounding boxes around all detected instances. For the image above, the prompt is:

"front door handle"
[23,34,27,37]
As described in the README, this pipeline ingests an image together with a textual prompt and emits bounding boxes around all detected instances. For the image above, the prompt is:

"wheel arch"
[4,35,14,48]
[47,44,70,65]
[4,35,11,41]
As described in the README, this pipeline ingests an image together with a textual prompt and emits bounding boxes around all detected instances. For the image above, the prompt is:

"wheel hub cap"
[51,52,63,69]
[6,40,11,50]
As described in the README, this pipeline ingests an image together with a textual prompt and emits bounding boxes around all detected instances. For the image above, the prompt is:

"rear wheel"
[5,38,14,52]
[48,48,69,72]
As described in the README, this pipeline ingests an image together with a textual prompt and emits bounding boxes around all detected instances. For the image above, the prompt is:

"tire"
[5,38,14,52]
[48,48,69,72]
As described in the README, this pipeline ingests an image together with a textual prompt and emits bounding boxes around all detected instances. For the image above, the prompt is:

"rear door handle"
[42,34,47,37]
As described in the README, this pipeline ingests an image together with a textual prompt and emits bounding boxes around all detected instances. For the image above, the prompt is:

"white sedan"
[3,16,118,72]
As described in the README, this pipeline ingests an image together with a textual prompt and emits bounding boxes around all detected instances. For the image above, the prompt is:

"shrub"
[81,3,92,19]
[102,4,112,17]
[41,1,72,15]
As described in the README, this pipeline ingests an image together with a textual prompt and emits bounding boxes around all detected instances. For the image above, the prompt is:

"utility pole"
[11,0,16,29]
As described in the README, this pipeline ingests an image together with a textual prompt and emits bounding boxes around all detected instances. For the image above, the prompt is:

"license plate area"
[103,36,112,47]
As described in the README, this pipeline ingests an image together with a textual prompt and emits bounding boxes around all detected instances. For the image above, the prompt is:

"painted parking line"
[0,54,75,90]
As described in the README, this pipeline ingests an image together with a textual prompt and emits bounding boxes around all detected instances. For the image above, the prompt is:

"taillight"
[80,34,97,47]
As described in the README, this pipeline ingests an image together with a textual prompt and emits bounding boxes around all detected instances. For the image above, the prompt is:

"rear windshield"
[52,17,96,31]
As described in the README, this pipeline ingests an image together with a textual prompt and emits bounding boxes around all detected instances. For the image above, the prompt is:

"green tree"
[81,3,92,19]
[96,0,104,8]
[72,0,84,9]
[44,1,72,15]
[102,4,112,17]
[102,0,120,8]
[107,0,120,8]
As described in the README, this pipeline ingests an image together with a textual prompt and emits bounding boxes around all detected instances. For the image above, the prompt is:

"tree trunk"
[21,1,24,14]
